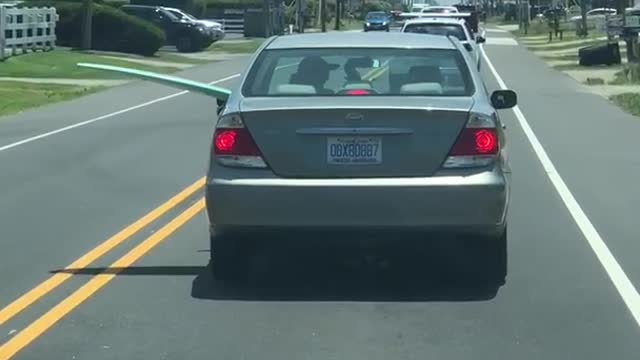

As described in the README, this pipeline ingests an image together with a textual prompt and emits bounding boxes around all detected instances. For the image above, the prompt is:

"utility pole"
[579,0,588,36]
[263,0,271,37]
[80,0,93,50]
[320,0,326,32]
[335,0,341,30]
[296,0,304,33]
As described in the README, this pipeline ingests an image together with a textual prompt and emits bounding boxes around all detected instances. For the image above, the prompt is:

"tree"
[81,0,93,49]
[334,0,341,30]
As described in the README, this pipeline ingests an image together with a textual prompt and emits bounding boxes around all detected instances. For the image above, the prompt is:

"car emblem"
[345,112,364,121]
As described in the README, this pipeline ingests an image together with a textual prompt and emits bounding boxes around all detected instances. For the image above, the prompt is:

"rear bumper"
[206,168,509,237]
[364,24,388,30]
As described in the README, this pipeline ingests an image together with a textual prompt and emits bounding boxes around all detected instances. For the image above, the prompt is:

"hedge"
[21,1,165,56]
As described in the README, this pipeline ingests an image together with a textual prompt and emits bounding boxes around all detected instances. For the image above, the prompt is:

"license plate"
[327,136,382,165]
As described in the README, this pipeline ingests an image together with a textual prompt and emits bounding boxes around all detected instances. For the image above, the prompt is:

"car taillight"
[442,113,499,169]
[212,114,267,168]
[344,89,371,96]
[214,129,260,156]
[447,128,498,156]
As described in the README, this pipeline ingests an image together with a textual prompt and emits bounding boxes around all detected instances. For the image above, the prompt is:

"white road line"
[480,46,640,327]
[0,73,240,153]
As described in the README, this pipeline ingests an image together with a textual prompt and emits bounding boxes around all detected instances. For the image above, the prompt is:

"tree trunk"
[320,0,326,32]
[81,0,93,50]
[334,0,341,30]
[580,0,588,37]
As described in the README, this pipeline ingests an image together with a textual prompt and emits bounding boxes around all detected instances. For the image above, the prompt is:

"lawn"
[527,38,608,52]
[207,39,265,54]
[610,93,640,116]
[0,81,103,117]
[0,50,180,79]
[153,52,210,64]
[514,25,605,43]
[340,19,363,30]
[542,53,579,61]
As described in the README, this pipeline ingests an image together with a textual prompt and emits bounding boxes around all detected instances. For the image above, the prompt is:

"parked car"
[421,6,459,14]
[569,7,617,23]
[121,5,212,52]
[401,17,484,70]
[363,11,390,32]
[164,7,225,43]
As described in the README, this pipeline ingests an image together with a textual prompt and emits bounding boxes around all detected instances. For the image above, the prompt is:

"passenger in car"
[289,56,339,94]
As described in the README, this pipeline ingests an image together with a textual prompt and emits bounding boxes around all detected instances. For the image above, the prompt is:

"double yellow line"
[0,177,206,359]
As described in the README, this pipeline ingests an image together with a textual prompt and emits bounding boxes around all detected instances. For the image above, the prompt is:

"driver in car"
[290,56,339,94]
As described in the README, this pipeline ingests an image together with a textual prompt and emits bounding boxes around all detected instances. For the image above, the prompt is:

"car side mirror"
[476,36,486,44]
[216,98,226,115]
[491,90,517,109]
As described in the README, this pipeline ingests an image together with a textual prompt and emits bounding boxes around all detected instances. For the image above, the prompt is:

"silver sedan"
[206,32,517,283]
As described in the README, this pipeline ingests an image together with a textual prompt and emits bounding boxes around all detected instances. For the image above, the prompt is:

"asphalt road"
[1,28,639,359]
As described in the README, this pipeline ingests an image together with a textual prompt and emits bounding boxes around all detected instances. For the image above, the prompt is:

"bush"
[204,0,262,9]
[360,1,392,18]
[22,1,165,56]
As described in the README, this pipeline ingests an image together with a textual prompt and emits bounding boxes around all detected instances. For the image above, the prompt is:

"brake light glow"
[214,130,236,153]
[442,113,499,169]
[213,128,261,156]
[345,89,370,96]
[212,114,266,168]
[448,128,498,156]
[474,129,497,153]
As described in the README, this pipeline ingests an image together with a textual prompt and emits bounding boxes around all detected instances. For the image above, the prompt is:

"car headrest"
[342,82,374,90]
[275,84,317,95]
[407,65,443,84]
[400,82,444,95]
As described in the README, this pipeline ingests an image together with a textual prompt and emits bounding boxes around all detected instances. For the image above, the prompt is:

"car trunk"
[240,97,473,178]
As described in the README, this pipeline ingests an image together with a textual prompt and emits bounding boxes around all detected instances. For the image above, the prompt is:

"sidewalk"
[0,77,130,86]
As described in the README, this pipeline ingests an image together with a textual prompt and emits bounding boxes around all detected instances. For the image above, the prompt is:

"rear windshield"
[242,48,474,97]
[403,23,467,41]
[366,12,387,19]
[423,8,456,13]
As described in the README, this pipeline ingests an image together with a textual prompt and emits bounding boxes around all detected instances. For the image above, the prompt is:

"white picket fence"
[0,6,58,60]
[210,18,245,34]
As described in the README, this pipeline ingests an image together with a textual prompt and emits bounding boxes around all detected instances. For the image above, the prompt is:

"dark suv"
[121,5,212,52]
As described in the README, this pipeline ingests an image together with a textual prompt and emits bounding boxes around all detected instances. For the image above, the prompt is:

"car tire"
[385,27,390,32]
[210,232,249,283]
[482,228,507,285]
[176,36,194,53]
[461,228,507,286]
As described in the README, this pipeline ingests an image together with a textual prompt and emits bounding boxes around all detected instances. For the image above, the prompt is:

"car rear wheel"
[176,36,194,53]
[210,232,249,283]
[480,229,507,285]
[462,229,507,286]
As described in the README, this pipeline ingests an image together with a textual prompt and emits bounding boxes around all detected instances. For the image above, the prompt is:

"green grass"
[0,50,180,79]
[207,39,265,54]
[542,53,579,61]
[152,52,210,64]
[485,16,518,25]
[514,27,603,43]
[607,65,640,85]
[0,81,104,117]
[340,19,364,30]
[552,63,583,70]
[610,92,640,116]
[527,38,607,52]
